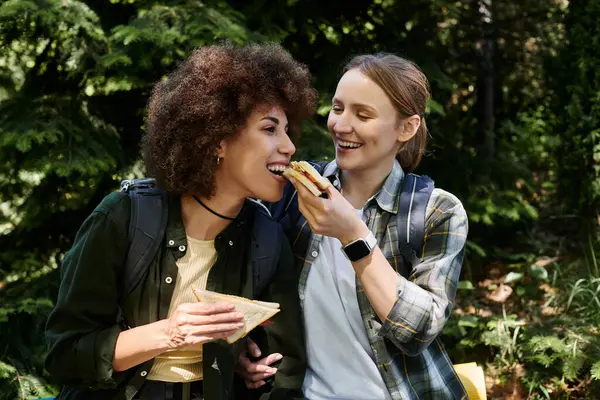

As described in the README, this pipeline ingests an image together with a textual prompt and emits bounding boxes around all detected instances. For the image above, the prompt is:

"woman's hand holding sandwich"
[288,168,400,323]
[162,302,246,349]
[113,302,244,372]
[288,176,370,245]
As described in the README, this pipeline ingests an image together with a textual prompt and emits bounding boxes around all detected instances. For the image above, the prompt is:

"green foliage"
[1,0,599,396]
[0,0,257,281]
[592,361,600,381]
[550,0,600,223]
[525,335,587,382]
[0,275,58,399]
[444,248,600,396]
[0,0,258,396]
[0,361,17,381]
[566,277,600,319]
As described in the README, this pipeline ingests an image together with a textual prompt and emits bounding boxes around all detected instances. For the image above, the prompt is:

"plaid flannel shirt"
[287,160,468,400]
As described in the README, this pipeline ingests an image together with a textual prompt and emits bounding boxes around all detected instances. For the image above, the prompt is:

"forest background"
[0,0,599,398]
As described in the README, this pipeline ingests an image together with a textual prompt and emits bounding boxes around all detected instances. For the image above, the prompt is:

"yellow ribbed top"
[147,237,216,382]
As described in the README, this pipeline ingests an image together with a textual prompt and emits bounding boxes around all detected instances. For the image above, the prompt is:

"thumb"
[245,337,262,358]
[325,183,341,199]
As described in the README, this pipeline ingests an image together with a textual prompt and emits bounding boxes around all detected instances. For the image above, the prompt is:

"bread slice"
[291,161,331,191]
[191,288,280,344]
[282,168,322,196]
[283,161,331,196]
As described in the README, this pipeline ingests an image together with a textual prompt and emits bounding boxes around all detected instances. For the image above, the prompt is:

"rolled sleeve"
[74,324,122,388]
[379,276,433,346]
[379,190,468,356]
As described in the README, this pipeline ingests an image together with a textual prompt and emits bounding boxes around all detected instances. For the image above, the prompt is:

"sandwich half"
[282,161,331,196]
[192,288,280,344]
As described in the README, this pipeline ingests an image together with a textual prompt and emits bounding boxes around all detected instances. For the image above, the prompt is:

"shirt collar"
[323,159,404,214]
[165,195,252,250]
[165,195,186,247]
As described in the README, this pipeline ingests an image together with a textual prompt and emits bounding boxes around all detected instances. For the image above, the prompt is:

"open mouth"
[337,140,363,149]
[266,164,288,177]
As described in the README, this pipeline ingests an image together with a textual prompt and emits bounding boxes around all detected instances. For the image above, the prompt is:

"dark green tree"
[2,0,597,397]
[549,0,600,245]
[0,1,257,397]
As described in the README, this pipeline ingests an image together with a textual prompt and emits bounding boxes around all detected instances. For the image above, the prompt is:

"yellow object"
[453,362,487,400]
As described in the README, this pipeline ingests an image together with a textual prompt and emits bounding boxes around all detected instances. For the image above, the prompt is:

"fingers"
[238,353,282,374]
[293,177,324,206]
[202,328,240,341]
[297,200,320,232]
[245,371,276,382]
[236,351,281,389]
[237,353,254,370]
[256,353,283,366]
[246,337,262,358]
[183,328,240,347]
[246,380,267,389]
[180,301,236,315]
[325,183,342,199]
[176,311,244,327]
[238,358,276,374]
[292,177,332,224]
[236,359,278,383]
[190,321,244,335]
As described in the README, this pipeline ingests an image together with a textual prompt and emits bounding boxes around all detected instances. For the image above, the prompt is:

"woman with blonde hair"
[238,53,469,399]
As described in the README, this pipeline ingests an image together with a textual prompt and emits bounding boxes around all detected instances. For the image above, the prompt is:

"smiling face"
[216,105,295,202]
[327,68,420,173]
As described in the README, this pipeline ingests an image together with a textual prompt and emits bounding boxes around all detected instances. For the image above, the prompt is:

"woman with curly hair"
[44,43,316,400]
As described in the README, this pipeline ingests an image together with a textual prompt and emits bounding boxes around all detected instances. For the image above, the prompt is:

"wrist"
[339,222,371,246]
[154,319,175,352]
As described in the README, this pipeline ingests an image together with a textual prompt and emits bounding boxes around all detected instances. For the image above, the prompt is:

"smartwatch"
[341,231,377,262]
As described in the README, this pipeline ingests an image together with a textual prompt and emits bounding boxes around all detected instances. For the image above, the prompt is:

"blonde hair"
[344,53,430,172]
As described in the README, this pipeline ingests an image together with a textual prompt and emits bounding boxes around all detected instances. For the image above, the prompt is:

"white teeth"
[338,140,363,148]
[267,164,287,173]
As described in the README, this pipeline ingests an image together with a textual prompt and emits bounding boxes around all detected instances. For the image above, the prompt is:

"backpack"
[269,161,434,271]
[116,178,283,326]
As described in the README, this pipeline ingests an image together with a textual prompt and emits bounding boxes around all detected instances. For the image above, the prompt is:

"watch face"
[343,239,371,261]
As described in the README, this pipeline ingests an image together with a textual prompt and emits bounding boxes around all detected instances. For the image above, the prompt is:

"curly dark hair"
[142,42,317,196]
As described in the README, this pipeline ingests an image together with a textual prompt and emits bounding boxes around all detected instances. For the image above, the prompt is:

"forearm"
[354,250,452,356]
[113,319,170,372]
[342,223,443,340]
[352,247,399,322]
[340,223,398,322]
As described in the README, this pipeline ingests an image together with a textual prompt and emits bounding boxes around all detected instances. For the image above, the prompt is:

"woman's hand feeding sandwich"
[287,176,370,246]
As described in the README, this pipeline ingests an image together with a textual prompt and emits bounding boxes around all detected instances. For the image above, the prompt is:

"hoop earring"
[216,156,221,165]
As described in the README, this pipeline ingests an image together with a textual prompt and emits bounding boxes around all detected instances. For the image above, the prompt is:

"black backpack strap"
[117,178,168,327]
[310,160,329,173]
[310,161,329,180]
[248,200,283,298]
[396,173,435,271]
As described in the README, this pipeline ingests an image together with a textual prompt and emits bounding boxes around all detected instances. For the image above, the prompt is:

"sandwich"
[282,161,331,196]
[191,288,280,344]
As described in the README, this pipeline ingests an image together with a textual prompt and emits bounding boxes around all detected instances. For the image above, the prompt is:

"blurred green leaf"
[505,272,524,284]
[591,361,600,380]
[458,280,475,290]
[457,315,480,328]
[529,264,549,281]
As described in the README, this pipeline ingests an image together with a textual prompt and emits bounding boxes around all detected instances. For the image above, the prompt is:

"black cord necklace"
[192,195,236,221]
